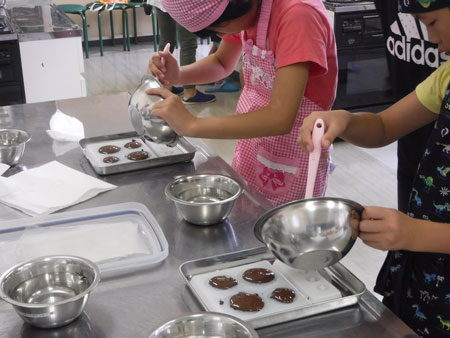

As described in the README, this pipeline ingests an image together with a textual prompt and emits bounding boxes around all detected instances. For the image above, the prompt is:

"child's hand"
[147,44,180,86]
[359,206,414,251]
[298,110,352,153]
[146,87,196,136]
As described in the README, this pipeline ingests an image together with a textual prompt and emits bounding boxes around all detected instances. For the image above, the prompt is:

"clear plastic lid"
[0,202,169,279]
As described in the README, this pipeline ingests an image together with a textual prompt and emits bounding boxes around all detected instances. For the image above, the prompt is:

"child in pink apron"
[148,0,338,206]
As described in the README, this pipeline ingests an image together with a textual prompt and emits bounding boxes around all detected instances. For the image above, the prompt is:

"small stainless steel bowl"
[128,75,178,146]
[0,255,100,328]
[254,197,363,270]
[147,312,259,338]
[0,129,31,165]
[165,174,243,225]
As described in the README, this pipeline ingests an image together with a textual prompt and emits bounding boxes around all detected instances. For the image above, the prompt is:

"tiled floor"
[84,42,399,299]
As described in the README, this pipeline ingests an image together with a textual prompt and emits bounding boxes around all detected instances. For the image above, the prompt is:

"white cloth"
[0,161,117,216]
[46,110,85,143]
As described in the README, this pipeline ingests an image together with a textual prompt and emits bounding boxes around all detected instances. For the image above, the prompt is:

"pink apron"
[231,0,331,206]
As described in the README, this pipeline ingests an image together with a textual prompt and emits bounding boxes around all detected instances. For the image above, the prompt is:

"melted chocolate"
[103,156,120,163]
[230,292,264,312]
[98,145,121,154]
[127,150,149,161]
[124,139,142,149]
[209,276,238,289]
[270,288,296,303]
[242,268,275,284]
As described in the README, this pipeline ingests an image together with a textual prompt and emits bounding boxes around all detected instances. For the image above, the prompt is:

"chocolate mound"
[230,292,264,312]
[242,268,275,284]
[98,145,120,154]
[103,156,120,163]
[270,288,296,303]
[124,139,142,149]
[209,276,238,289]
[127,150,149,161]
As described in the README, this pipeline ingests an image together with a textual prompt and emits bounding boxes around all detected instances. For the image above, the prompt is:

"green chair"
[87,2,130,56]
[199,37,211,45]
[151,7,159,51]
[124,1,144,45]
[58,4,89,58]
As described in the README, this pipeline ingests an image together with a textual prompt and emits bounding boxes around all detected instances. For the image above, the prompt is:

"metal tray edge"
[79,132,196,175]
[179,247,366,329]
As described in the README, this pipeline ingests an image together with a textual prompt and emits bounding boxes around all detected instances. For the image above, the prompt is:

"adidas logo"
[386,13,449,68]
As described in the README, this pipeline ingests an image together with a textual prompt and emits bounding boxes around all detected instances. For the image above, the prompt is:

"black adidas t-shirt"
[374,0,444,212]
[374,0,444,98]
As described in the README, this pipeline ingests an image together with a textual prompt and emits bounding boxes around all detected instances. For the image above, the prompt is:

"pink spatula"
[304,119,325,199]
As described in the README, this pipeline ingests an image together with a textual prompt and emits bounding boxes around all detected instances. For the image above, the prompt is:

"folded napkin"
[0,163,9,176]
[0,161,117,216]
[46,110,85,143]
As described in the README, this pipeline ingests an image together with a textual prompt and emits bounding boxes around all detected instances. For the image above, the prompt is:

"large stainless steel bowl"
[165,174,243,225]
[0,129,31,165]
[0,255,100,328]
[128,75,178,146]
[254,197,363,270]
[147,312,259,338]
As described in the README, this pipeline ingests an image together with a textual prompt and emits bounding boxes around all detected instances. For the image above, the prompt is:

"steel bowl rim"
[0,129,31,148]
[0,255,100,308]
[148,311,259,338]
[165,174,243,206]
[128,74,163,106]
[254,197,364,243]
[128,75,178,145]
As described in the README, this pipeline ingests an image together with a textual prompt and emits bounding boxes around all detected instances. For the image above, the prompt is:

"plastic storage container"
[0,203,168,278]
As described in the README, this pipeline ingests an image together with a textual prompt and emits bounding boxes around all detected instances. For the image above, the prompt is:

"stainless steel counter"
[0,93,418,338]
[4,0,81,41]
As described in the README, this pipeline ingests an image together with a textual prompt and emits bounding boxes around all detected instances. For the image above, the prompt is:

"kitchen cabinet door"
[19,36,86,103]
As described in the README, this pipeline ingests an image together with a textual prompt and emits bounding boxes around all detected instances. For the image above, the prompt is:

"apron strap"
[255,0,273,49]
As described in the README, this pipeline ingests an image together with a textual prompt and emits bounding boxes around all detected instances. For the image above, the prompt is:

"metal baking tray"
[180,246,366,329]
[79,131,196,175]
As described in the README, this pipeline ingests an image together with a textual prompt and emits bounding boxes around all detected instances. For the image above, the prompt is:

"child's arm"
[298,91,437,152]
[178,39,243,86]
[149,61,311,139]
[147,39,242,87]
[358,206,450,254]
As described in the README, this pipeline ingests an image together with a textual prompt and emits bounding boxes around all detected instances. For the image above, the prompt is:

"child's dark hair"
[194,0,255,38]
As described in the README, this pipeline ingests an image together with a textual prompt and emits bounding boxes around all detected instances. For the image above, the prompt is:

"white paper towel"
[46,110,85,142]
[0,161,117,216]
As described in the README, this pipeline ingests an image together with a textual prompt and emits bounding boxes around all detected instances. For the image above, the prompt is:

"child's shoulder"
[273,0,327,13]
[423,60,450,93]
[271,0,330,26]
[416,60,450,114]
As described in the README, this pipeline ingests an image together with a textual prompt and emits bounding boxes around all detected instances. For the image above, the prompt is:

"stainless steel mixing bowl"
[147,312,259,338]
[128,74,178,146]
[254,197,363,270]
[0,129,31,165]
[165,174,243,225]
[0,255,100,328]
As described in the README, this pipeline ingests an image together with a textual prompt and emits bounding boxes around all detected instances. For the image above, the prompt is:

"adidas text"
[386,36,449,69]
